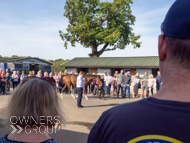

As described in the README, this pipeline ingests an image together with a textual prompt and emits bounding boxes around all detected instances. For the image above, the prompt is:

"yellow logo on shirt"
[127,135,182,143]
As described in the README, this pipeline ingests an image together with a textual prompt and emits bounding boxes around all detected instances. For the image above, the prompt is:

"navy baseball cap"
[162,0,190,39]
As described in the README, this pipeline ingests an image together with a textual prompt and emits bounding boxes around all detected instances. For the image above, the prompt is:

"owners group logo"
[10,116,61,134]
[127,135,182,143]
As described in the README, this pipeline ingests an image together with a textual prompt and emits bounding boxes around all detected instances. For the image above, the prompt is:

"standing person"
[12,71,18,90]
[122,72,131,98]
[5,69,9,75]
[0,69,2,76]
[76,71,85,108]
[99,75,105,100]
[94,79,99,96]
[32,70,36,76]
[28,71,33,77]
[133,73,140,98]
[103,71,107,94]
[53,72,59,88]
[49,72,55,83]
[112,71,118,96]
[105,73,112,97]
[44,71,48,77]
[0,69,2,93]
[148,74,155,96]
[87,1,190,142]
[16,71,20,84]
[20,71,27,83]
[156,71,162,92]
[0,72,7,95]
[57,71,62,80]
[117,69,124,98]
[140,72,149,98]
[5,73,11,91]
[36,71,42,78]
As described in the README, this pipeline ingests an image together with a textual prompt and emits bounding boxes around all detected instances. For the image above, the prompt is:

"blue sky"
[0,0,174,60]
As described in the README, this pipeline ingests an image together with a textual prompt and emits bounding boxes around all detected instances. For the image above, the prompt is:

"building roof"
[60,56,159,68]
[0,57,52,65]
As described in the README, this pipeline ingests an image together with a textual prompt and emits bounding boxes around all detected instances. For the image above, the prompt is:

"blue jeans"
[123,86,130,98]
[156,83,162,92]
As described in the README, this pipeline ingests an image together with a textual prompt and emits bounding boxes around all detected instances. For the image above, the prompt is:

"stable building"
[60,56,159,78]
[0,57,52,73]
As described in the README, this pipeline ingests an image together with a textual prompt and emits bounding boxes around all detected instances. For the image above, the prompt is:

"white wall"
[66,68,77,73]
[97,68,111,75]
[136,69,152,78]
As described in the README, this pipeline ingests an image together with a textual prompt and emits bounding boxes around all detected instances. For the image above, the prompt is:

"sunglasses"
[22,76,56,87]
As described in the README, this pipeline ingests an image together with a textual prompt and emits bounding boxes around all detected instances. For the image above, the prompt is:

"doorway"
[30,64,39,72]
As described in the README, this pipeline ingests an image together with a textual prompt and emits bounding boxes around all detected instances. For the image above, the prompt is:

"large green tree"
[59,0,141,57]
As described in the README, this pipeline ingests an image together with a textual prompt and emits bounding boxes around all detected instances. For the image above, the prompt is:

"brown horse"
[60,74,102,100]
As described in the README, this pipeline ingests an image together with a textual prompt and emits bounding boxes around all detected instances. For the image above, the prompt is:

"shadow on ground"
[84,103,120,108]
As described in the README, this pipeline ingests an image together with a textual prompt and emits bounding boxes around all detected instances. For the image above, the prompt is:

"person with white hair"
[148,74,155,96]
[12,71,18,90]
[133,73,140,98]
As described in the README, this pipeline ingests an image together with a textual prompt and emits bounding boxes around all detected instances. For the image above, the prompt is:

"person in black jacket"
[99,75,105,100]
[122,72,131,98]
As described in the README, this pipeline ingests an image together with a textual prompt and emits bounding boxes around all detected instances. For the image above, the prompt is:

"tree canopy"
[59,0,141,57]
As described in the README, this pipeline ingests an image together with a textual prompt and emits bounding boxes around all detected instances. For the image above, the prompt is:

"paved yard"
[0,89,144,143]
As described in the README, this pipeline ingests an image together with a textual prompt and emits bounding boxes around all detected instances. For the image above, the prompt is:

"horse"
[60,74,102,100]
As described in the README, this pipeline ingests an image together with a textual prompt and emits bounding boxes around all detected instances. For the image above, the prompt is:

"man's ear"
[158,35,167,61]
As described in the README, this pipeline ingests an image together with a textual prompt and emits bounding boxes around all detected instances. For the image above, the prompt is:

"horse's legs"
[84,86,88,100]
[70,84,76,99]
[60,85,67,98]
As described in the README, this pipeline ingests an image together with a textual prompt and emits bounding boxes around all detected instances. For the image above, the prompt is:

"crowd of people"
[90,70,162,99]
[0,68,162,98]
[0,69,64,95]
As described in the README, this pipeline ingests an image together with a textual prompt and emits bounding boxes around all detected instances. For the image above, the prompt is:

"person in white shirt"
[20,71,27,83]
[106,73,113,97]
[12,71,18,90]
[76,71,85,108]
[148,74,155,96]
[103,71,107,94]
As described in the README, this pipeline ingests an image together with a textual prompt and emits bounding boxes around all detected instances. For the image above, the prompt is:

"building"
[0,57,52,73]
[60,56,159,77]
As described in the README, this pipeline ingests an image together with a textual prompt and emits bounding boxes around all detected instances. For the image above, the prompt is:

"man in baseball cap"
[87,0,190,142]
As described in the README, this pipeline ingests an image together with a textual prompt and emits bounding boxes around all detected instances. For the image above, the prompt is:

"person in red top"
[94,80,99,96]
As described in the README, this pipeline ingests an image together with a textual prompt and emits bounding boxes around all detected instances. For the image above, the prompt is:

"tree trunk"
[89,43,109,57]
[89,44,99,57]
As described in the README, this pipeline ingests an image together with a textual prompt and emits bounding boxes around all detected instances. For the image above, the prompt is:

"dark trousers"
[77,87,83,106]
[91,84,94,93]
[13,81,18,90]
[99,88,105,98]
[156,83,161,92]
[1,85,5,94]
[117,84,123,97]
[6,81,10,91]
[107,83,111,95]
[148,88,154,96]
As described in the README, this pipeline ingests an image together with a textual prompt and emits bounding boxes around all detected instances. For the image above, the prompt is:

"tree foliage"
[59,0,141,57]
